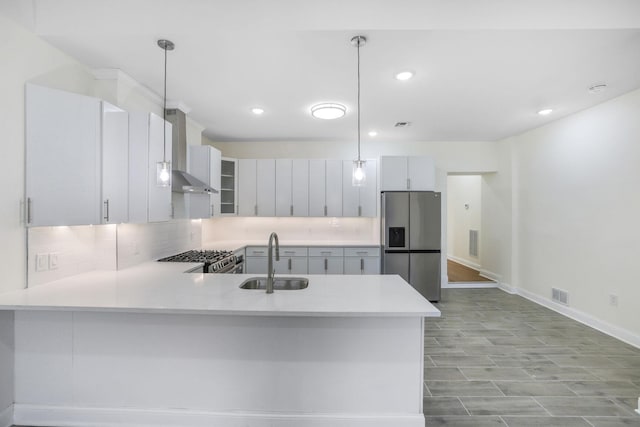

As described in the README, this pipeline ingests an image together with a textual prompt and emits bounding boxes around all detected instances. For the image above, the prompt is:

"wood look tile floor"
[447,259,495,283]
[424,288,640,426]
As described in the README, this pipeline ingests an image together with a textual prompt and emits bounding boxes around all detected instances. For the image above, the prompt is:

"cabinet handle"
[103,199,110,222]
[284,251,295,255]
[290,205,293,216]
[288,258,292,270]
[26,198,32,224]
[254,204,258,216]
[252,250,265,255]
[211,204,214,216]
[324,258,328,271]
[324,205,327,216]
[360,258,364,272]
[358,205,362,217]
[407,178,411,190]
[356,251,368,255]
[320,251,331,255]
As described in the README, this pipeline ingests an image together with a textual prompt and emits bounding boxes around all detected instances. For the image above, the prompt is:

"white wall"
[447,175,482,268]
[505,87,640,342]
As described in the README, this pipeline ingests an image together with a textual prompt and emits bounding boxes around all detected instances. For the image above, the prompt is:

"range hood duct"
[165,108,217,194]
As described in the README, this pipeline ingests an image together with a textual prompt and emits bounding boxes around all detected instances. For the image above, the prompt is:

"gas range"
[158,250,243,274]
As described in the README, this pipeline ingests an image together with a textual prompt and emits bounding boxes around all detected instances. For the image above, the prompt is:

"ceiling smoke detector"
[588,83,608,94]
[394,122,411,128]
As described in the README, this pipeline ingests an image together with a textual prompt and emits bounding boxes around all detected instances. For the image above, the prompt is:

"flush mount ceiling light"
[310,103,346,120]
[251,107,265,115]
[351,35,367,187]
[538,108,553,116]
[368,130,378,137]
[395,71,414,81]
[156,39,174,187]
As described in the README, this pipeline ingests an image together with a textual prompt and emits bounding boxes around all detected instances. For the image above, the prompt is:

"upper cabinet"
[220,158,237,215]
[238,159,275,216]
[380,156,435,191]
[275,159,309,217]
[187,145,221,219]
[129,112,173,223]
[25,84,128,226]
[309,160,343,217]
[342,159,377,217]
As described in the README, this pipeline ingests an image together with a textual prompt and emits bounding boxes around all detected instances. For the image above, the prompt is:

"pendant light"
[156,39,174,187]
[351,35,366,187]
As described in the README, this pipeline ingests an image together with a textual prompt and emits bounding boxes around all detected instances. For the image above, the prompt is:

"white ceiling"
[3,0,640,143]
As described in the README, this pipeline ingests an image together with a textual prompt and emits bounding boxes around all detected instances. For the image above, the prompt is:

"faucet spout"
[266,232,280,294]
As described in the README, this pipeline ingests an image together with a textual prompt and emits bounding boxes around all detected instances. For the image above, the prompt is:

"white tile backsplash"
[27,220,202,287]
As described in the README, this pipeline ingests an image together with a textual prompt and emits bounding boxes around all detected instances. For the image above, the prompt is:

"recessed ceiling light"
[537,109,553,116]
[251,107,264,115]
[395,71,414,81]
[311,103,346,120]
[368,130,378,137]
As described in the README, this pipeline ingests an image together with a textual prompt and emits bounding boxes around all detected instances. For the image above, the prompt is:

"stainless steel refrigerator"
[381,191,441,302]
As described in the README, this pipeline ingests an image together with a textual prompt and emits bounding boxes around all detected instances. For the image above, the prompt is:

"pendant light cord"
[356,38,361,162]
[162,44,168,163]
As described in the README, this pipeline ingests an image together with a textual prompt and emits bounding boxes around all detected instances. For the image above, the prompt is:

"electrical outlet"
[609,294,619,307]
[35,253,49,272]
[49,252,59,270]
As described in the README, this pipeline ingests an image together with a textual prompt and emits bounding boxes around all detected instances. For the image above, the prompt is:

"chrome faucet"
[266,232,280,294]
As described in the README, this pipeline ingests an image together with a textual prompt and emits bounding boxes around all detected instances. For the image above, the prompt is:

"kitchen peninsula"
[0,262,439,427]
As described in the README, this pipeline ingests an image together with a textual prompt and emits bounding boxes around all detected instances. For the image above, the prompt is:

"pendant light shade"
[157,39,174,187]
[351,35,366,187]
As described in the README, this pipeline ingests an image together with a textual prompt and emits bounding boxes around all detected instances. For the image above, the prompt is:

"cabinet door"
[308,257,343,274]
[128,112,150,224]
[275,159,293,216]
[238,159,257,216]
[256,159,276,216]
[359,159,378,217]
[26,84,101,226]
[210,147,222,216]
[291,159,309,217]
[380,156,408,191]
[345,257,380,274]
[308,159,326,217]
[325,160,343,217]
[245,256,268,274]
[101,103,129,224]
[408,156,435,191]
[220,158,237,215]
[342,160,360,217]
[148,114,173,222]
[273,257,307,274]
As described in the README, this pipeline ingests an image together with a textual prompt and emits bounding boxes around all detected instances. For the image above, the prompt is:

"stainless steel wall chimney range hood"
[165,108,218,194]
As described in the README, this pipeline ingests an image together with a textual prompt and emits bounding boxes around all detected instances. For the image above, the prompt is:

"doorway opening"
[446,174,495,284]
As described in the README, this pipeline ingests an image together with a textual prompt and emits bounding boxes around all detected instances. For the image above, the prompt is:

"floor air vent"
[552,288,569,305]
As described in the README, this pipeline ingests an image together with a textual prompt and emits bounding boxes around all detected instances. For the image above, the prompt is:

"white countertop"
[203,240,381,252]
[0,262,439,318]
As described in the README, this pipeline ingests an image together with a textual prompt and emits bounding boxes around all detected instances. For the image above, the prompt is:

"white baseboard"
[447,255,481,271]
[444,282,498,289]
[0,405,12,427]
[505,287,640,349]
[13,404,425,427]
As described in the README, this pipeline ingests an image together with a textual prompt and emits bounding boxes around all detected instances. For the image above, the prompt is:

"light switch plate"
[49,252,59,270]
[36,253,49,272]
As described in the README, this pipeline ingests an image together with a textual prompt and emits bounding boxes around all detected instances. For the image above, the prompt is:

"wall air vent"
[394,122,411,128]
[469,230,479,257]
[552,288,569,305]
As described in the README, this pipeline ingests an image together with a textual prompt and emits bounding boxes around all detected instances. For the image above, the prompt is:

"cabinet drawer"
[279,247,308,257]
[246,246,268,256]
[344,247,381,257]
[308,247,344,257]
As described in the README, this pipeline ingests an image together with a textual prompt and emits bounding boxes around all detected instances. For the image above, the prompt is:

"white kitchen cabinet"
[308,160,342,217]
[342,159,377,217]
[129,112,173,223]
[238,159,276,216]
[276,159,309,217]
[344,247,381,275]
[245,256,268,274]
[187,145,221,219]
[274,247,308,274]
[220,158,237,215]
[25,85,129,226]
[380,156,435,191]
[308,247,344,274]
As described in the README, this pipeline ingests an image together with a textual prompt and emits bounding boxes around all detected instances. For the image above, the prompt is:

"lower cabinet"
[244,246,379,275]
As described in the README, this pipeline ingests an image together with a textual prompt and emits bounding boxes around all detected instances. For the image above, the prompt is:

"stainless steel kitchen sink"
[240,277,309,290]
